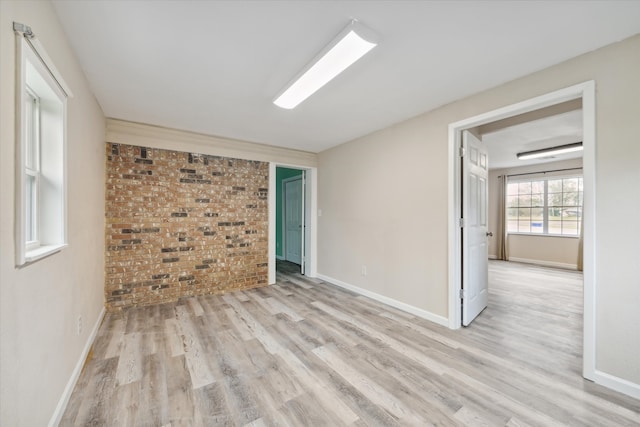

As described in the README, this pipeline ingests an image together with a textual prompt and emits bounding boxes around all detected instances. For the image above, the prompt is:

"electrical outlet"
[77,315,82,336]
[361,265,367,276]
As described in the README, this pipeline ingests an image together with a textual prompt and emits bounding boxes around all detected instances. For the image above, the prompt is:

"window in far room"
[507,176,583,236]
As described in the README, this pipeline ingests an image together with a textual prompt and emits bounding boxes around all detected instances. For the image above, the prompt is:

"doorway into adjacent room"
[448,81,596,381]
[274,166,307,276]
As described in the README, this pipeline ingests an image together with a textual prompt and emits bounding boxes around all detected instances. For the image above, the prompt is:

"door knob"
[486,231,493,237]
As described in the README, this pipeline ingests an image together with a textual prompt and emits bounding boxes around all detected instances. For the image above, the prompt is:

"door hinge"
[459,218,465,228]
[459,146,465,157]
[459,289,465,299]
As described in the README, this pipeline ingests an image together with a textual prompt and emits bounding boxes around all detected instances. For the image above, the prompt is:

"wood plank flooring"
[60,260,640,426]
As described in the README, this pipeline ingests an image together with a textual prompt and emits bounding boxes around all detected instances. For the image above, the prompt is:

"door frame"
[282,174,304,266]
[447,81,596,381]
[269,163,317,284]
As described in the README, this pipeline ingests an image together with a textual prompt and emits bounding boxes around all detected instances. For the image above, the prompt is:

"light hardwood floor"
[60,260,640,426]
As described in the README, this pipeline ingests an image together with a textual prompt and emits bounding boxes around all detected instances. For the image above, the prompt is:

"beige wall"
[488,159,583,269]
[318,34,640,386]
[506,234,579,268]
[0,2,106,426]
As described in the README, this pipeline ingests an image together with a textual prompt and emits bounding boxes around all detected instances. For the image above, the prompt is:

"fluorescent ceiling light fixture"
[273,20,378,109]
[517,142,583,160]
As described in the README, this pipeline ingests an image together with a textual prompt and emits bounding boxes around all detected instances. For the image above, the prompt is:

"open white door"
[284,177,303,265]
[462,130,489,326]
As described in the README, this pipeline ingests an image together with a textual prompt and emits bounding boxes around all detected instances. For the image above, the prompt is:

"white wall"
[318,34,640,387]
[488,158,583,269]
[0,2,106,426]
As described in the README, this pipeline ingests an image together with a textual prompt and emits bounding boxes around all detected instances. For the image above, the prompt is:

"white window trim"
[15,29,71,266]
[508,233,581,239]
[24,244,68,264]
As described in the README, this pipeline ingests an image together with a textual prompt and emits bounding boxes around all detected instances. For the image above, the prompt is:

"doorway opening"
[448,81,596,381]
[277,168,304,268]
[269,163,317,284]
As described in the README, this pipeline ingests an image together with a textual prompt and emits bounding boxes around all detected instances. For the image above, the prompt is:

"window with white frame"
[16,26,70,265]
[507,175,583,236]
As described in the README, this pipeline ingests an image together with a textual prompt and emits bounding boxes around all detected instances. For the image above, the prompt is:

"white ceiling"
[52,1,640,153]
[482,109,583,170]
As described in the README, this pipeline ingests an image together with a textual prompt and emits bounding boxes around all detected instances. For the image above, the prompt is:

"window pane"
[507,183,519,196]
[518,195,531,207]
[530,208,543,234]
[563,191,579,206]
[518,182,531,194]
[548,179,562,193]
[562,221,579,235]
[531,180,545,194]
[507,195,519,208]
[531,208,543,220]
[518,221,531,233]
[548,220,562,235]
[507,220,518,233]
[548,192,563,207]
[563,178,579,192]
[507,208,519,219]
[562,208,580,219]
[25,92,38,170]
[531,194,543,207]
[518,208,531,220]
[26,174,36,242]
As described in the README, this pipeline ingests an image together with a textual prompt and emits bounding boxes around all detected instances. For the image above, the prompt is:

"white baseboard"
[316,274,449,327]
[593,369,640,400]
[507,257,577,270]
[276,255,285,260]
[488,254,498,260]
[49,307,105,427]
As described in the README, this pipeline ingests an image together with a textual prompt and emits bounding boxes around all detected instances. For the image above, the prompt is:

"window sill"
[24,243,67,264]
[508,233,580,239]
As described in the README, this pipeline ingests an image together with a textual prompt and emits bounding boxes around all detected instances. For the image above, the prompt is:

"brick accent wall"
[105,143,269,310]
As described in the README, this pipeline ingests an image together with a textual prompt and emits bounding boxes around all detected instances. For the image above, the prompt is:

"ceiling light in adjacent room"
[517,142,583,160]
[273,20,378,109]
